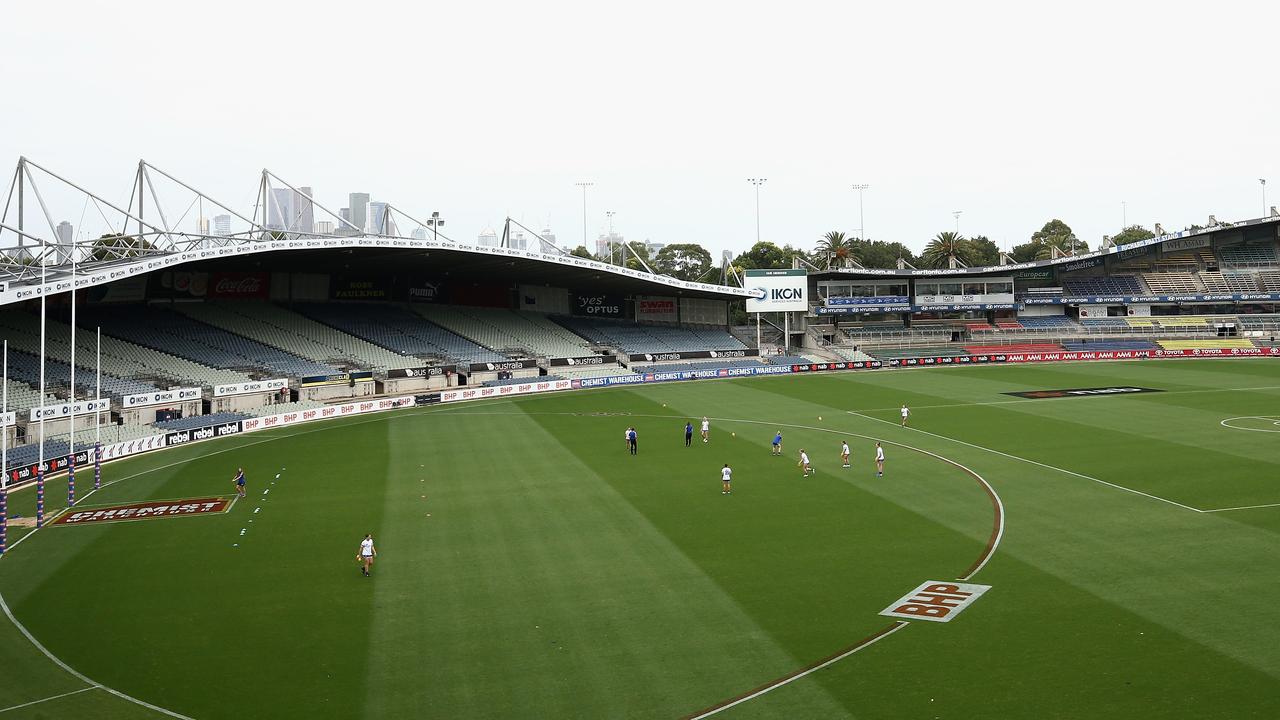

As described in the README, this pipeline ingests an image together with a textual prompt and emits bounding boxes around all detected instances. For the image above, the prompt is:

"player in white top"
[840,441,851,468]
[875,442,886,476]
[799,449,812,477]
[701,417,710,443]
[357,533,377,577]
[721,464,732,494]
[900,405,911,427]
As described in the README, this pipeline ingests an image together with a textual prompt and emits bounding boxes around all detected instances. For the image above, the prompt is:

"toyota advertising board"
[745,268,808,313]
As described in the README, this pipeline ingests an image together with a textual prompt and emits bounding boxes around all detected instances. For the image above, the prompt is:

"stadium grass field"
[2,358,1280,718]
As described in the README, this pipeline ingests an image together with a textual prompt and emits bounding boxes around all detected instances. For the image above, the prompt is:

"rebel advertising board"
[745,268,808,313]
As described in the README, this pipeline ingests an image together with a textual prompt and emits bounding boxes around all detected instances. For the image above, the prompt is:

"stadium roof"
[809,216,1280,280]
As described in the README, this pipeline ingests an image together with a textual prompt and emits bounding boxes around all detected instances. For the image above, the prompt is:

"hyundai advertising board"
[744,268,808,313]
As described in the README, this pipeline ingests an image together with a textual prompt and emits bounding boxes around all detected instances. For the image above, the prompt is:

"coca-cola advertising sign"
[210,272,270,299]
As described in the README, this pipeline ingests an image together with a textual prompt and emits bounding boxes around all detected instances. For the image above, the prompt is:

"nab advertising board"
[745,268,808,313]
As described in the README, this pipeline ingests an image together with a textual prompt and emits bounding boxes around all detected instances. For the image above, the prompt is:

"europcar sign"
[745,268,808,313]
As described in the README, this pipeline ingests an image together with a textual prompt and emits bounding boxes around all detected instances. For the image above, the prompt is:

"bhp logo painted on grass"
[53,497,233,526]
[880,581,991,623]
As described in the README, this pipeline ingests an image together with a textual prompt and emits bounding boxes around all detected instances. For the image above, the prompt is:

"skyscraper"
[213,214,232,236]
[411,227,428,240]
[596,231,623,260]
[268,188,294,230]
[369,201,390,235]
[297,186,314,233]
[538,228,556,251]
[477,229,499,247]
[348,193,370,232]
[56,220,73,245]
[314,220,335,234]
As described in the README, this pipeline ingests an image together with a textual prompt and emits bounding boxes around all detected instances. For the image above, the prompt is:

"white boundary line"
[849,383,1280,415]
[1219,416,1280,433]
[0,686,99,714]
[687,622,910,720]
[0,590,193,719]
[847,411,1206,514]
[1200,502,1280,513]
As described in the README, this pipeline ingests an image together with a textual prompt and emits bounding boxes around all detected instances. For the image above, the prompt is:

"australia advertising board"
[745,269,808,313]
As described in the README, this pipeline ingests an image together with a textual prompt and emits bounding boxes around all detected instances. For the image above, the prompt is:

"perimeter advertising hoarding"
[548,354,618,367]
[745,268,808,313]
[299,371,375,388]
[625,349,760,363]
[387,365,456,378]
[467,359,539,373]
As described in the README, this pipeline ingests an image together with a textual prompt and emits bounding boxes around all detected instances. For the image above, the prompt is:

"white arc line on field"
[847,411,1205,514]
[1200,502,1280,513]
[0,685,99,714]
[687,622,910,720]
[0,592,193,719]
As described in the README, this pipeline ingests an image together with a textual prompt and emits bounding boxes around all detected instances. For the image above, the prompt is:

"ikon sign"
[880,581,991,623]
[744,268,808,313]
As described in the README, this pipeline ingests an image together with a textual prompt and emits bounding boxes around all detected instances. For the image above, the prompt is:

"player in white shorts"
[721,464,732,494]
[840,441,851,468]
[875,442,886,476]
[900,405,911,427]
[357,533,377,577]
[701,417,710,443]
[799,449,812,477]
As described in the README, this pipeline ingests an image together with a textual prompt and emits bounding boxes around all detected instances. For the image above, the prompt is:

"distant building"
[197,217,209,235]
[213,214,232,236]
[348,193,370,232]
[477,229,499,247]
[411,227,428,240]
[368,201,394,235]
[56,220,73,245]
[596,231,623,259]
[646,240,666,256]
[297,186,314,233]
[538,228,555,251]
[268,188,294,230]
[314,220,335,234]
[721,249,735,266]
[508,230,527,251]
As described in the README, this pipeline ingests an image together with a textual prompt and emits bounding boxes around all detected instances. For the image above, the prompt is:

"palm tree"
[921,231,973,269]
[813,230,861,269]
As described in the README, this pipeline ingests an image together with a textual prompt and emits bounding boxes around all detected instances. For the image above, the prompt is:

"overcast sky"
[2,0,1277,259]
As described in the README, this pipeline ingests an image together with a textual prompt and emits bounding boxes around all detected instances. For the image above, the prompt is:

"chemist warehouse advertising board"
[744,268,808,313]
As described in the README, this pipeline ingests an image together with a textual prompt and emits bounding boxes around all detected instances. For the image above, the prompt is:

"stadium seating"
[83,306,338,379]
[411,305,591,358]
[1157,339,1256,350]
[174,302,422,372]
[1222,272,1261,292]
[1062,275,1145,296]
[1078,318,1132,329]
[1016,315,1076,330]
[2,378,55,415]
[554,366,636,380]
[1061,340,1157,351]
[295,303,506,365]
[480,374,564,387]
[1142,272,1201,294]
[553,316,746,354]
[962,343,1066,355]
[1256,271,1280,292]
[1218,243,1279,267]
[1197,271,1231,294]
[830,347,878,362]
[868,346,968,361]
[765,355,824,365]
[994,320,1023,330]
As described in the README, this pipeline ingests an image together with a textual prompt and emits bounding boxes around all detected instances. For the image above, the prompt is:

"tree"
[1111,225,1155,245]
[1010,241,1041,263]
[654,243,713,281]
[813,230,860,269]
[968,236,1001,267]
[921,231,974,269]
[848,239,918,269]
[1030,219,1088,256]
[735,241,790,270]
[88,233,155,261]
[623,241,651,271]
[569,245,593,259]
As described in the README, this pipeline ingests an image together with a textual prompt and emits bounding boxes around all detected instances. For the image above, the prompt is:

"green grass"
[2,359,1280,718]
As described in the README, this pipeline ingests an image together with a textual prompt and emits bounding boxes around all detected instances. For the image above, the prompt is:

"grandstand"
[412,304,591,359]
[1062,275,1145,296]
[553,316,746,354]
[295,303,507,365]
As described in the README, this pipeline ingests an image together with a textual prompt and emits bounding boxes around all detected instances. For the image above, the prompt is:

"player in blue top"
[684,421,694,447]
[772,431,783,456]
[232,467,246,498]
[626,427,638,455]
